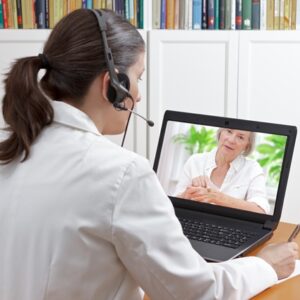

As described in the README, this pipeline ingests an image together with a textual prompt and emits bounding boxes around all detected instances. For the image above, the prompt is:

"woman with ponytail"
[0,9,298,300]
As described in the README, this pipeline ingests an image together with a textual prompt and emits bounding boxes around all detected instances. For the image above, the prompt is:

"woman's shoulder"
[243,157,264,173]
[87,135,150,173]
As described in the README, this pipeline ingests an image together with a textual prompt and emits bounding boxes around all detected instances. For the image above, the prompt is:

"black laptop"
[153,110,297,262]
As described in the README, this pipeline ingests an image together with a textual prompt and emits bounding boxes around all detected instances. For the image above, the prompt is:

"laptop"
[153,110,297,262]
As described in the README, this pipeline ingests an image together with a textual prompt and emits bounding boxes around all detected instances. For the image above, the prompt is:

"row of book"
[153,0,300,30]
[0,0,144,29]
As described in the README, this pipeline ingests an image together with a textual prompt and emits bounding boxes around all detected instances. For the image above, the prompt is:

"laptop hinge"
[263,220,275,230]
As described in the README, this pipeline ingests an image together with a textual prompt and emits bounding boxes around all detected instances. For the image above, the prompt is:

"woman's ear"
[101,71,111,102]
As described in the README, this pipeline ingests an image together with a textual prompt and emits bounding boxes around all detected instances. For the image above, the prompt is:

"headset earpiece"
[107,73,130,105]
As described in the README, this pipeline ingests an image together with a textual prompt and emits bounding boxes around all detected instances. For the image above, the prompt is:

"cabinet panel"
[238,31,300,223]
[148,31,239,161]
[0,30,147,156]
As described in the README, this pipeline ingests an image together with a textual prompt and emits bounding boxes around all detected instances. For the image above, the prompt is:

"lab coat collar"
[51,100,101,136]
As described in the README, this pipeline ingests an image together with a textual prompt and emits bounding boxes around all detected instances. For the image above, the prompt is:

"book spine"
[36,0,46,28]
[161,0,167,29]
[219,0,225,28]
[174,0,180,29]
[11,0,18,28]
[184,0,189,29]
[138,0,143,28]
[192,0,202,29]
[2,0,8,28]
[225,0,231,29]
[208,0,215,29]
[179,0,185,28]
[202,0,207,29]
[16,0,23,28]
[296,0,300,29]
[242,0,252,29]
[252,0,260,29]
[188,0,193,29]
[87,0,93,8]
[230,0,235,29]
[279,0,284,29]
[214,0,219,29]
[0,0,3,28]
[290,0,296,29]
[274,0,280,29]
[284,0,290,29]
[166,0,175,29]
[106,0,113,9]
[152,0,160,28]
[260,0,267,29]
[236,0,242,29]
[82,0,87,8]
[266,0,274,29]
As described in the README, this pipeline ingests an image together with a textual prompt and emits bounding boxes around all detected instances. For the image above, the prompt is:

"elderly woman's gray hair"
[216,128,256,156]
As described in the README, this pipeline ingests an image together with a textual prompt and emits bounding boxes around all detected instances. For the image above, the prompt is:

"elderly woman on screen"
[175,128,270,214]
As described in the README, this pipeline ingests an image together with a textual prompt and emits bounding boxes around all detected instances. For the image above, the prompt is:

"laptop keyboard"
[179,217,257,249]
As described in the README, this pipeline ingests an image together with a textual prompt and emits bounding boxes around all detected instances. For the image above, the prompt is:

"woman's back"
[0,101,144,300]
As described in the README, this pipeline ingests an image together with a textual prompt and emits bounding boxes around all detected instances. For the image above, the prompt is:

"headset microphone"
[113,102,154,127]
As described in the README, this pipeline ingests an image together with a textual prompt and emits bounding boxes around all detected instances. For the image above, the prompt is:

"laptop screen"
[154,111,297,219]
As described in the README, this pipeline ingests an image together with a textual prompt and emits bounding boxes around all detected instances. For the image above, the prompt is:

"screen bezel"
[153,110,297,228]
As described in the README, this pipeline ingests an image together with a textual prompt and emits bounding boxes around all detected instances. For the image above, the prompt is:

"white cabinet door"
[148,30,239,161]
[0,30,147,156]
[238,31,300,223]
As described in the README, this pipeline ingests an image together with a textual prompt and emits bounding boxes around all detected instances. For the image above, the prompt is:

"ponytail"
[0,56,54,164]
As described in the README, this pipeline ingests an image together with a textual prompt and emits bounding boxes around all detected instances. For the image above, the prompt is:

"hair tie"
[38,53,50,70]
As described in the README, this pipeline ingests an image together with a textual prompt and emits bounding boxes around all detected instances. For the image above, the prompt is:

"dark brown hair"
[0,9,145,164]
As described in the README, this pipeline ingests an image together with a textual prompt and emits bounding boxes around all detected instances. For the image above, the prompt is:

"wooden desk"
[144,222,300,300]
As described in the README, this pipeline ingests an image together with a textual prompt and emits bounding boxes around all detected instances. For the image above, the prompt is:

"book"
[290,0,297,29]
[207,0,215,29]
[192,0,202,29]
[214,0,220,29]
[219,0,226,29]
[137,0,144,28]
[236,0,242,29]
[161,0,167,29]
[166,0,175,29]
[230,0,236,29]
[242,0,252,29]
[296,0,300,29]
[179,0,185,28]
[202,0,207,29]
[152,0,161,28]
[284,0,290,29]
[266,0,274,29]
[252,0,260,29]
[16,0,23,28]
[174,0,180,29]
[260,0,267,29]
[274,0,280,29]
[0,0,3,28]
[2,0,8,28]
[279,0,284,29]
[35,0,46,28]
[7,0,18,28]
[86,0,93,9]
[225,0,231,29]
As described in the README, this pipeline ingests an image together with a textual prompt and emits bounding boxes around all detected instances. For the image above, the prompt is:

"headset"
[91,9,154,131]
[90,9,131,109]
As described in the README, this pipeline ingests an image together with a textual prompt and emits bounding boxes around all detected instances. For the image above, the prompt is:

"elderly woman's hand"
[191,176,211,188]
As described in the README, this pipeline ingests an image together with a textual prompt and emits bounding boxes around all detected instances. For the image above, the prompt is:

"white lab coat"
[0,101,277,300]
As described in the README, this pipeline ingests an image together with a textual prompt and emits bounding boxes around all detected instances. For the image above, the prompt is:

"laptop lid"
[153,111,297,230]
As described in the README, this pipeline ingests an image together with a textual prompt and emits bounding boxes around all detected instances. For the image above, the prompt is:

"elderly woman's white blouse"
[175,148,270,214]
